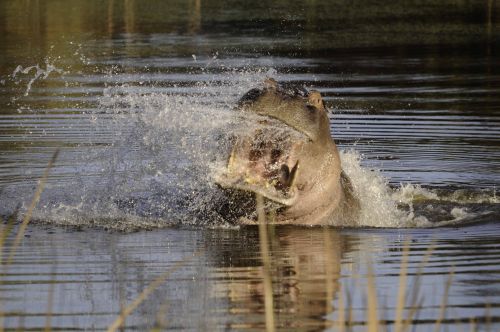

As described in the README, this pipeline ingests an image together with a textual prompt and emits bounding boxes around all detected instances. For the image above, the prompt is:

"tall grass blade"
[323,229,334,321]
[366,263,379,332]
[405,297,422,331]
[469,317,476,332]
[485,302,491,332]
[15,316,24,332]
[395,240,410,332]
[433,268,454,332]
[0,209,18,331]
[44,271,56,332]
[403,242,435,332]
[106,250,202,332]
[337,289,346,332]
[0,210,15,332]
[256,193,275,332]
[152,301,170,331]
[345,287,353,332]
[6,149,59,266]
[0,207,19,264]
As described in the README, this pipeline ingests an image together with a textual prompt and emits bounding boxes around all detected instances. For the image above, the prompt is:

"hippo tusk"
[288,160,299,188]
[280,160,300,188]
[228,141,239,172]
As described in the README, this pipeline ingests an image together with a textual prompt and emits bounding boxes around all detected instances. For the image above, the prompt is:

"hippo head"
[215,78,357,225]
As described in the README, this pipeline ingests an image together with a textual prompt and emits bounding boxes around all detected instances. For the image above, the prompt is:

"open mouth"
[215,118,304,206]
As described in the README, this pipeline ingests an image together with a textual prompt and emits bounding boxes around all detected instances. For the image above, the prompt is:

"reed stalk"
[0,209,18,264]
[401,242,435,332]
[485,302,492,332]
[44,278,56,332]
[394,240,410,332]
[366,263,379,332]
[323,229,335,319]
[107,250,202,332]
[0,150,59,332]
[433,268,454,332]
[337,289,346,332]
[6,149,59,265]
[151,301,170,331]
[256,193,275,332]
[469,318,476,332]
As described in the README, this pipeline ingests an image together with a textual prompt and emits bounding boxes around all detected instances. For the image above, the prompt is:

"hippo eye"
[305,105,320,124]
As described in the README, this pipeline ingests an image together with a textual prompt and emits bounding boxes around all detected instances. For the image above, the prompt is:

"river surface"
[0,1,499,331]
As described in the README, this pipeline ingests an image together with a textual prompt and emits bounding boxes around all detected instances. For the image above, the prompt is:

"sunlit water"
[0,1,499,331]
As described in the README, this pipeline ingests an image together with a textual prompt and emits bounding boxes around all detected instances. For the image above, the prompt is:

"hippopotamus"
[215,78,358,225]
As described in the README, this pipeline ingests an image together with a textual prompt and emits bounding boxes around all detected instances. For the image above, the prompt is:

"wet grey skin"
[215,78,359,225]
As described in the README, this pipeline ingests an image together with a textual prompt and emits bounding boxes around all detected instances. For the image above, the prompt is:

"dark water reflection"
[1,1,499,188]
[0,0,499,330]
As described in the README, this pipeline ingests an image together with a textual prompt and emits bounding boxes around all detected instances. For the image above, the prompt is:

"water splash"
[390,183,499,227]
[11,62,64,97]
[1,68,497,230]
[340,150,406,227]
[15,71,271,229]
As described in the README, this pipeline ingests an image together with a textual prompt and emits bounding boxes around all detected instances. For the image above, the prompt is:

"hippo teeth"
[215,133,301,206]
[276,161,299,191]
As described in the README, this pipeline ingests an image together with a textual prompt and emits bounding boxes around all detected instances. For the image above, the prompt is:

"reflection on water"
[0,0,499,330]
[208,227,345,330]
[1,224,499,331]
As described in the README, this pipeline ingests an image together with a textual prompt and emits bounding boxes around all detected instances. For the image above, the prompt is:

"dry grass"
[0,149,59,332]
[44,269,56,332]
[106,250,203,332]
[366,263,380,332]
[250,200,492,332]
[324,240,470,332]
[0,209,18,266]
[256,193,276,332]
[0,152,494,331]
[434,267,455,332]
[6,149,59,265]
[0,148,207,332]
[394,241,410,332]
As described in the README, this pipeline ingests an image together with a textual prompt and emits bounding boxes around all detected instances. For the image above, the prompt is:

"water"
[0,0,499,330]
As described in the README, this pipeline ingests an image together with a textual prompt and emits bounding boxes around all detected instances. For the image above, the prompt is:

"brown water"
[0,0,499,331]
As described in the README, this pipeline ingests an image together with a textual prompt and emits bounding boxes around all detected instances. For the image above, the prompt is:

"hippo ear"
[264,77,278,89]
[307,90,325,111]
